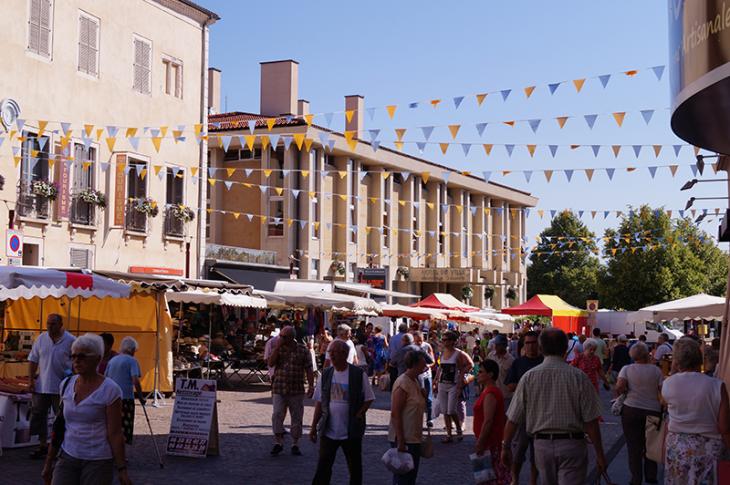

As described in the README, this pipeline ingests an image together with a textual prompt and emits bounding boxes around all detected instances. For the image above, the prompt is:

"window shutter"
[38,0,51,57]
[88,17,98,75]
[70,248,90,269]
[28,0,41,52]
[78,16,89,73]
[133,38,151,93]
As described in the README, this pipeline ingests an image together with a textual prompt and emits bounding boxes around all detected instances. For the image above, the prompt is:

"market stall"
[637,293,726,322]
[502,294,589,335]
[411,293,480,312]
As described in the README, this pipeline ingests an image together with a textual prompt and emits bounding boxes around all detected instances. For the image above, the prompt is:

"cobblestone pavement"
[2,381,655,484]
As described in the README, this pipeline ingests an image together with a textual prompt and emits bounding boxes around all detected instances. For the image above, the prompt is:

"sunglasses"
[71,353,89,361]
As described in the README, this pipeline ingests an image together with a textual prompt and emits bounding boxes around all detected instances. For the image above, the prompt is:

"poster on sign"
[166,378,217,458]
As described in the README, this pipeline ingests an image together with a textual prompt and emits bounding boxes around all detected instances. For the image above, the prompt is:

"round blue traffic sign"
[9,234,20,252]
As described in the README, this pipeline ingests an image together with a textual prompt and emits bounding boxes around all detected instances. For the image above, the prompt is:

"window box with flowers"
[71,189,106,227]
[126,197,158,233]
[165,204,195,238]
[32,180,58,201]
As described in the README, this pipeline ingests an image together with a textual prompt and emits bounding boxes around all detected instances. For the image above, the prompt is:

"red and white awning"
[0,267,131,300]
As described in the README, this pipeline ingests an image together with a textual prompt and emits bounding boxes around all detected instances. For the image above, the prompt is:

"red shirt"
[473,385,505,448]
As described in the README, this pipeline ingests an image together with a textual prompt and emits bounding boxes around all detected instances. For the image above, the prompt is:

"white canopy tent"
[333,282,420,300]
[637,293,726,321]
[253,289,382,314]
[166,290,267,308]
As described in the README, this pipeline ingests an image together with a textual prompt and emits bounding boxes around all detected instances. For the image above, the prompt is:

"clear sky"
[203,0,723,250]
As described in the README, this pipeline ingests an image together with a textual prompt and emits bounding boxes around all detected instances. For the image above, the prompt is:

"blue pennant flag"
[269,134,280,149]
[528,119,541,133]
[691,164,698,176]
[106,126,119,138]
[505,144,515,156]
[653,209,662,218]
[483,171,492,182]
[367,108,377,120]
[299,220,307,229]
[318,132,330,147]
[604,211,610,219]
[550,210,557,218]
[29,157,39,172]
[282,136,293,150]
[284,115,293,123]
[248,120,256,133]
[496,208,504,216]
[549,145,558,157]
[591,145,600,157]
[224,181,233,191]
[524,171,532,183]
[135,163,145,177]
[124,164,132,176]
[578,210,584,218]
[501,89,511,101]
[82,135,92,150]
[372,141,381,152]
[0,137,4,149]
[584,114,598,129]
[470,206,477,216]
[16,119,25,132]
[525,208,531,218]
[441,203,449,213]
[475,123,488,136]
[60,122,72,137]
[259,185,267,194]
[324,112,334,127]
[38,137,49,152]
[564,169,574,182]
[408,102,419,109]
[368,129,380,142]
[640,110,655,125]
[548,83,560,95]
[221,136,232,153]
[679,209,685,217]
[648,166,658,178]
[421,126,435,140]
[127,136,140,151]
[598,74,611,88]
[453,96,464,109]
[652,65,665,81]
[633,145,642,157]
[359,171,367,182]
[673,145,682,156]
[461,143,471,156]
[100,162,109,172]
[412,201,419,209]
[415,142,426,153]
[208,167,216,177]
[442,171,451,184]
[327,140,335,152]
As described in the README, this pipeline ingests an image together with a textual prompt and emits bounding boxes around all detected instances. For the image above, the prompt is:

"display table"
[0,361,30,380]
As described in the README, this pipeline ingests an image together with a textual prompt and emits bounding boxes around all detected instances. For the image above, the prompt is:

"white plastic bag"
[381,447,414,475]
[431,396,441,420]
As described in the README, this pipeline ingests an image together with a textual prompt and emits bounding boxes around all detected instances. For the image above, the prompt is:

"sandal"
[456,428,464,442]
[441,435,453,444]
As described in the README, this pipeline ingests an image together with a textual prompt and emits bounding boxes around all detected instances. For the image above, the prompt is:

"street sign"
[357,267,387,289]
[6,230,22,258]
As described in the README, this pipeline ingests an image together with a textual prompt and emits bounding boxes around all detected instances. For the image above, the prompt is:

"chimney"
[345,95,364,139]
[297,99,310,116]
[208,67,221,114]
[260,60,299,117]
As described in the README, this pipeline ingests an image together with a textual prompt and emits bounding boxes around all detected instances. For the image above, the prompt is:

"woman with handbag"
[42,334,130,485]
[473,359,510,485]
[614,342,663,485]
[662,338,730,485]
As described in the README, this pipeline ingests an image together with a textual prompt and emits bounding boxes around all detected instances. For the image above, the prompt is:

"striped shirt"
[507,356,602,434]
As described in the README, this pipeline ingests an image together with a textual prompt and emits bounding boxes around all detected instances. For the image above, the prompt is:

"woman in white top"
[615,342,663,485]
[42,334,130,485]
[413,331,435,427]
[661,338,730,485]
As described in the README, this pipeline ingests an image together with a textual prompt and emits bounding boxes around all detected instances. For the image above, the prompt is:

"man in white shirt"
[310,340,375,484]
[566,333,584,363]
[653,333,673,363]
[487,334,516,401]
[323,324,358,368]
[28,313,75,459]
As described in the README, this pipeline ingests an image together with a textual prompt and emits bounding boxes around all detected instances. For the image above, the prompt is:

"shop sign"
[166,378,217,458]
[129,266,183,276]
[356,267,387,289]
[113,155,126,226]
[408,267,473,282]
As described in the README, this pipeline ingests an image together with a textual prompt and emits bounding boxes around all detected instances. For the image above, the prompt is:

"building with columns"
[205,60,537,309]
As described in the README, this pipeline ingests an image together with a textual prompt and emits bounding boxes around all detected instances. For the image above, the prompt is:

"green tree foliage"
[599,206,728,310]
[527,210,601,307]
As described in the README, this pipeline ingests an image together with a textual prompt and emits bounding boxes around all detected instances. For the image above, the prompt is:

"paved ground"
[2,379,657,484]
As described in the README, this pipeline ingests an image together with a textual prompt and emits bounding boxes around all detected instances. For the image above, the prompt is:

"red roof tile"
[208,112,305,132]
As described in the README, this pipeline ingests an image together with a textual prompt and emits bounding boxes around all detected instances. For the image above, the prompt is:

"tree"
[527,210,601,307]
[599,206,728,310]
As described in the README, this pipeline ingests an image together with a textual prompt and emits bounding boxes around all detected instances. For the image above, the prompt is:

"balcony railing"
[17,181,50,220]
[70,197,96,226]
[164,206,185,238]
[125,201,148,233]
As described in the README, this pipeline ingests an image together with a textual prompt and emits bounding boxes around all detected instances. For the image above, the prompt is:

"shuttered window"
[163,57,183,99]
[69,248,91,269]
[28,0,53,58]
[133,36,152,94]
[78,13,99,76]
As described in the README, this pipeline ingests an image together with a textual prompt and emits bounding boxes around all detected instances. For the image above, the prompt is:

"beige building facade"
[206,61,537,310]
[0,0,218,276]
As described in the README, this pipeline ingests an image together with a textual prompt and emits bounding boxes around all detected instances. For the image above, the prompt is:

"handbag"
[610,394,626,416]
[50,377,72,451]
[421,429,434,459]
[470,451,496,483]
[382,447,414,475]
[645,414,666,463]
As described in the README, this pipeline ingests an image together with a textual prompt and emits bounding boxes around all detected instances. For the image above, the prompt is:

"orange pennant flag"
[194,124,203,137]
[448,125,461,139]
[482,144,493,156]
[556,117,568,128]
[430,99,441,108]
[669,165,679,177]
[653,145,662,157]
[226,168,236,177]
[260,135,270,150]
[694,146,701,156]
[624,69,639,77]
[503,121,515,127]
[395,128,407,141]
[526,145,536,157]
[151,137,162,152]
[293,134,305,150]
[153,165,162,176]
[524,86,536,98]
[345,110,354,123]
[13,156,21,167]
[591,211,597,219]
[439,143,449,155]
[84,124,94,137]
[475,93,488,106]
[245,135,256,151]
[160,126,168,138]
[386,105,397,119]
[304,114,314,127]
[570,144,580,150]
[613,112,626,127]
[502,170,511,176]
[139,168,148,180]
[573,79,586,92]
[422,172,430,184]
[585,169,594,181]
[544,170,553,182]
[95,128,104,141]
[126,127,137,138]
[38,120,48,137]
[304,138,314,152]
[190,167,199,177]
[626,167,636,172]
[105,137,117,152]
[612,145,621,157]
[266,118,276,131]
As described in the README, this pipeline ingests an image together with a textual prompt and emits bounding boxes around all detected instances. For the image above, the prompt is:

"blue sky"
[204,0,722,248]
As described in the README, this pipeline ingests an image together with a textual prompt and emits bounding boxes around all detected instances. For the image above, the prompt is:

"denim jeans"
[420,376,433,422]
[389,442,421,485]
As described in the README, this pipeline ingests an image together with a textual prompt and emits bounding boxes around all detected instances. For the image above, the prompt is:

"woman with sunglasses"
[42,333,130,485]
[473,359,510,484]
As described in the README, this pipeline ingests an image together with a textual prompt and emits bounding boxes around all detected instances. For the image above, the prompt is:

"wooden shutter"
[87,17,98,75]
[28,0,41,53]
[70,248,90,269]
[133,38,151,93]
[38,0,51,57]
[78,16,89,73]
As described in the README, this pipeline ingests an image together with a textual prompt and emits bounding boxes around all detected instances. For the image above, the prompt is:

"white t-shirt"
[662,372,722,439]
[313,368,376,440]
[566,340,583,362]
[654,342,673,361]
[324,338,357,365]
[418,342,433,380]
[355,344,368,367]
[618,363,663,412]
[61,375,123,460]
[28,331,76,394]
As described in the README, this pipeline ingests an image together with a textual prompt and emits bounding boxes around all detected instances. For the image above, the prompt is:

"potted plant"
[32,180,58,201]
[330,260,345,276]
[76,188,107,208]
[484,286,495,301]
[461,285,473,304]
[171,203,195,222]
[396,266,410,280]
[506,287,517,301]
[132,197,159,218]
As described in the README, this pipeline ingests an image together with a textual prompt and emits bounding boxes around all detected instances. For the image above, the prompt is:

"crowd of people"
[266,317,730,485]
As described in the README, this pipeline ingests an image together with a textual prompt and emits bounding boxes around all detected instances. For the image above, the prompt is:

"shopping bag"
[610,394,626,416]
[382,447,414,475]
[469,451,496,483]
[645,414,666,464]
[421,429,434,459]
[378,374,391,392]
[432,397,441,420]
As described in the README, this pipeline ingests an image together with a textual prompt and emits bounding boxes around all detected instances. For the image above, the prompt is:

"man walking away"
[388,322,408,390]
[502,328,607,485]
[310,341,375,485]
[268,326,314,456]
[28,313,75,459]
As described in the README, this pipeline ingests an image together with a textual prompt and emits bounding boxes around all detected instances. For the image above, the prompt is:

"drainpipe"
[197,18,214,279]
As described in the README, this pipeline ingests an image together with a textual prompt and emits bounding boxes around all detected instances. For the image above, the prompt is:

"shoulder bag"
[645,414,667,463]
[50,377,72,451]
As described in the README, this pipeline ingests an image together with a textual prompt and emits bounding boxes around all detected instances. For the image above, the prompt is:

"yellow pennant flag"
[338,194,347,201]
[448,125,461,139]
[190,167,199,177]
[60,137,71,149]
[526,145,536,157]
[194,124,203,137]
[369,197,377,204]
[484,208,490,216]
[95,128,104,141]
[538,210,544,218]
[263,169,273,178]
[233,213,240,220]
[573,79,586,92]
[8,130,16,140]
[245,135,256,151]
[612,145,621,157]
[84,124,94,137]
[613,112,626,127]
[275,188,284,196]
[524,86,536,98]
[266,118,276,131]
[309,191,316,199]
[383,171,391,179]
[304,138,314,152]
[226,168,236,177]
[105,137,117,152]
[544,170,553,182]
[669,165,678,177]
[301,170,309,178]
[556,117,568,128]
[153,165,163,175]
[151,137,162,152]
[394,141,404,151]
[430,99,441,108]
[483,144,493,156]
[461,171,471,176]
[503,121,515,127]
[427,202,435,210]
[344,131,355,142]
[439,143,449,155]
[585,169,594,181]
[242,183,252,188]
[260,135,270,150]
[338,171,347,179]
[31,150,39,158]
[395,128,407,141]
[139,168,148,180]
[172,130,183,141]
[313,222,320,231]
[160,126,168,138]
[38,120,48,137]
[653,145,662,157]
[304,114,314,126]
[591,211,597,219]
[48,158,55,169]
[386,105,397,119]
[346,138,357,151]
[422,172,430,184]
[398,200,406,207]
[126,127,137,138]
[345,110,354,123]
[476,93,488,106]
[455,205,463,214]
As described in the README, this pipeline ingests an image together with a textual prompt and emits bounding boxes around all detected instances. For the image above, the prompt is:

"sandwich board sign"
[166,378,218,458]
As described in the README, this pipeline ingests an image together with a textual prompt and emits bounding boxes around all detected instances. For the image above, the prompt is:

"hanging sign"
[113,155,126,226]
[6,230,22,258]
[166,378,217,458]
[356,267,387,289]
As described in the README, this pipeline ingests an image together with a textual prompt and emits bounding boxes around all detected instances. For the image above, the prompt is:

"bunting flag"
[613,112,626,127]
[584,114,598,129]
[524,86,536,98]
[448,125,461,139]
[556,116,568,129]
[573,79,586,92]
